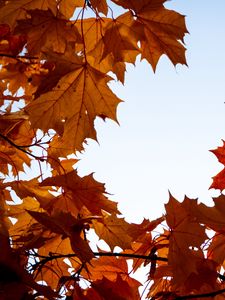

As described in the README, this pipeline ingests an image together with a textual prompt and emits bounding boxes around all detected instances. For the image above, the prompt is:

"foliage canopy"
[0,0,225,299]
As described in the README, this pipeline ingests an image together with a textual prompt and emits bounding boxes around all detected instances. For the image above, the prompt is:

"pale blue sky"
[76,1,225,222]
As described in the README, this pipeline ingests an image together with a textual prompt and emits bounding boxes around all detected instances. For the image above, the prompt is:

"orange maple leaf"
[93,213,134,251]
[26,63,122,153]
[0,0,58,28]
[15,10,81,55]
[27,210,95,262]
[40,170,119,216]
[165,195,207,285]
[90,0,108,15]
[210,141,225,190]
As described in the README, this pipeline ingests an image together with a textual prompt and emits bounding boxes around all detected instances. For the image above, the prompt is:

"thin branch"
[0,95,32,101]
[29,251,168,272]
[0,53,38,60]
[28,250,225,300]
[0,132,45,161]
[93,252,168,261]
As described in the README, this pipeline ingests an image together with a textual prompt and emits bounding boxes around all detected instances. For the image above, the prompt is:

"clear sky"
[76,1,225,222]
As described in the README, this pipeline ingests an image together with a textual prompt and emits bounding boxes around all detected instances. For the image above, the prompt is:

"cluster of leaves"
[0,0,225,299]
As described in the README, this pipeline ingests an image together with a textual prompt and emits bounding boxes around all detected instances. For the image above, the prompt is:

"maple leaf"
[90,0,108,15]
[0,144,30,176]
[0,114,32,174]
[36,234,84,290]
[36,258,70,292]
[184,194,225,233]
[83,256,129,281]
[27,210,95,262]
[0,111,34,146]
[33,48,83,98]
[15,10,81,55]
[58,0,84,19]
[26,63,122,153]
[51,157,78,176]
[75,17,111,54]
[40,170,119,216]
[0,0,58,29]
[0,58,50,95]
[184,259,219,293]
[98,13,140,64]
[82,13,139,81]
[147,278,173,300]
[9,178,54,210]
[123,217,165,271]
[91,275,140,300]
[5,197,42,247]
[93,213,134,250]
[0,62,29,95]
[210,141,225,190]
[208,234,225,265]
[109,1,187,70]
[165,195,207,285]
[135,7,188,70]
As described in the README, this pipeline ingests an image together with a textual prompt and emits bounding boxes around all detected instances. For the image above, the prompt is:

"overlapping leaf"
[40,170,119,216]
[15,10,81,55]
[0,0,58,28]
[165,195,207,285]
